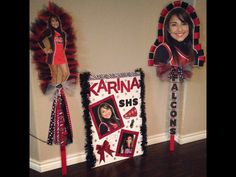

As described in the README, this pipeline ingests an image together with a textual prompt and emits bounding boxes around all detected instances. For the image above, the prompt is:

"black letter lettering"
[119,100,125,107]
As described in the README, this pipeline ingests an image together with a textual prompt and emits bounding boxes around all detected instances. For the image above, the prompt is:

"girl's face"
[168,15,189,42]
[126,136,133,144]
[50,17,59,29]
[100,107,112,119]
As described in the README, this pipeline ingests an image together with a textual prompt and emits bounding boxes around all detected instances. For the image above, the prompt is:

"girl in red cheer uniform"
[97,102,121,136]
[38,15,70,84]
[154,8,197,81]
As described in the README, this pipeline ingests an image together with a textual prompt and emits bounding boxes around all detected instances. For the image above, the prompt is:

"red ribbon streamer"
[47,86,73,175]
[170,134,175,151]
[60,145,67,176]
[96,140,115,163]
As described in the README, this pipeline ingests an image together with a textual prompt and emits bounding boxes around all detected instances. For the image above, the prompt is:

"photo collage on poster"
[88,72,144,167]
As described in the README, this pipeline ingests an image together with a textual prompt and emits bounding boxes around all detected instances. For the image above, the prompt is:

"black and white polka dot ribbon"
[168,67,185,82]
[47,84,73,145]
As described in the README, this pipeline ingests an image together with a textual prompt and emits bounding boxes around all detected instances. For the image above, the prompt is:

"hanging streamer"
[47,83,73,176]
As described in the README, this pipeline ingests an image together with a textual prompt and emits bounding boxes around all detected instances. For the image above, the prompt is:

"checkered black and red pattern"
[148,0,205,67]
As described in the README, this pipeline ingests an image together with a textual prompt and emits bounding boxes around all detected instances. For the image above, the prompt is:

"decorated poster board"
[80,69,147,168]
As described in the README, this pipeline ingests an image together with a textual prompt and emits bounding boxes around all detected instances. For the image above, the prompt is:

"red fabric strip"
[186,5,194,14]
[194,32,200,39]
[194,44,202,51]
[170,134,175,151]
[158,36,163,43]
[60,145,67,176]
[198,55,205,61]
[150,45,156,52]
[161,8,168,17]
[173,1,181,7]
[158,23,163,30]
[148,59,154,66]
[193,18,200,26]
[61,89,73,138]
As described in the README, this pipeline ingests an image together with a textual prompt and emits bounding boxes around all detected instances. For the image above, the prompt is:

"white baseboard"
[30,152,86,173]
[175,130,206,145]
[30,130,206,173]
[147,132,169,145]
[147,130,206,145]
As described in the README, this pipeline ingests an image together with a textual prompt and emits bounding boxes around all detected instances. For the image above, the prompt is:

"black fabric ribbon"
[47,86,73,145]
[47,85,73,176]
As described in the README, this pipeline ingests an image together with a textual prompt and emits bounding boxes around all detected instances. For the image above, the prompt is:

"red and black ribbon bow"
[96,140,115,163]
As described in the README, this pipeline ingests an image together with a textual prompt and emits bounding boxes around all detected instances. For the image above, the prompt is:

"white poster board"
[80,70,147,168]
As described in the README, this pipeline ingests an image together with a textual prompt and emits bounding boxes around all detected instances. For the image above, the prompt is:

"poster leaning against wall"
[80,69,147,168]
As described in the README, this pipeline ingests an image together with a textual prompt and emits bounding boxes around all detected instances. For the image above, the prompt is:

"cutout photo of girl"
[38,14,70,85]
[154,7,197,81]
[98,102,121,135]
[89,95,124,139]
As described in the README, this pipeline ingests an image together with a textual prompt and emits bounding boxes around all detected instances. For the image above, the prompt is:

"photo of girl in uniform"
[89,95,124,139]
[153,7,196,81]
[116,130,139,157]
[38,14,70,85]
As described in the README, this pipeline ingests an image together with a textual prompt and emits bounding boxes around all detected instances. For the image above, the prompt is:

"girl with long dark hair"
[97,102,121,135]
[38,14,70,84]
[120,134,134,154]
[154,7,197,80]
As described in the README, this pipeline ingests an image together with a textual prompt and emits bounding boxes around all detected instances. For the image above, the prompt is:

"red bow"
[96,140,115,163]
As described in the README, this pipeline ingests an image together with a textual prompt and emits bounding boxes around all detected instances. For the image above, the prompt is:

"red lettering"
[108,81,118,94]
[97,79,108,93]
[89,77,140,96]
[121,80,130,93]
[90,83,98,96]
[131,77,140,89]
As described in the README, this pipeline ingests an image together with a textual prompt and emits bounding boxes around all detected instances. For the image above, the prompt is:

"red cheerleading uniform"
[154,42,192,67]
[52,31,66,64]
[38,29,67,65]
[153,41,196,80]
